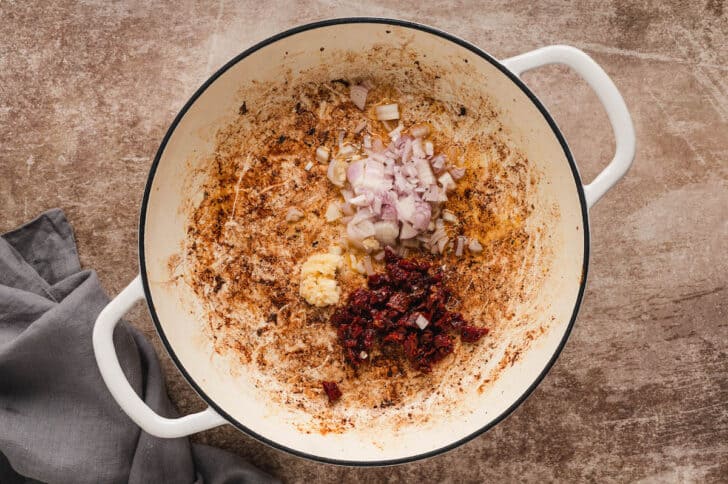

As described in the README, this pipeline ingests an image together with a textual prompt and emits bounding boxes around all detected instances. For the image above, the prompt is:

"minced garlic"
[361,237,380,253]
[299,252,343,307]
[325,201,342,222]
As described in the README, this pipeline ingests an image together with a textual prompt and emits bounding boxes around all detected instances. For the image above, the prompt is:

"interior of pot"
[141,20,587,463]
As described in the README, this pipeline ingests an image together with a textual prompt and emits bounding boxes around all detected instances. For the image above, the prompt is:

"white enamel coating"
[502,45,636,208]
[92,275,227,438]
[93,20,633,463]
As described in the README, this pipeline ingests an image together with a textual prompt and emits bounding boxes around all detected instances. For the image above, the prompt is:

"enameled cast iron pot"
[92,18,635,465]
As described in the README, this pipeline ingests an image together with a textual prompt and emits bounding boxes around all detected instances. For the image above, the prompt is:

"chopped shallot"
[438,172,456,192]
[349,194,369,206]
[437,236,449,254]
[376,103,400,121]
[373,220,399,245]
[319,113,468,253]
[424,185,447,202]
[338,144,355,157]
[412,138,425,158]
[468,238,483,253]
[450,166,466,180]
[327,159,347,186]
[431,155,446,171]
[351,255,366,274]
[414,158,435,186]
[285,207,304,222]
[410,124,429,138]
[388,123,403,141]
[415,314,429,330]
[363,256,374,275]
[455,236,466,257]
[315,146,329,163]
[347,220,375,246]
[354,119,367,133]
[399,221,418,240]
[442,210,458,223]
[424,140,434,156]
[430,227,447,246]
[349,84,369,110]
[340,202,354,216]
[401,238,419,248]
[304,161,313,171]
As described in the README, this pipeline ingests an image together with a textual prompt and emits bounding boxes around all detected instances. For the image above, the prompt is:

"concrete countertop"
[1,1,726,481]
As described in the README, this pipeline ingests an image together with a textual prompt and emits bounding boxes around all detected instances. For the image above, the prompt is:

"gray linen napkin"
[0,209,278,484]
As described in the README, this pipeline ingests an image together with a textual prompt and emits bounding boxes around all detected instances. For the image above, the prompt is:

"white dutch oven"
[93,19,635,465]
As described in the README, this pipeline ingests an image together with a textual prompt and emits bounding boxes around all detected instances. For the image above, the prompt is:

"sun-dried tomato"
[402,311,424,328]
[460,325,489,342]
[440,311,466,329]
[345,347,359,365]
[367,273,389,289]
[347,324,363,341]
[397,258,430,273]
[420,329,434,346]
[383,246,400,263]
[369,287,392,307]
[362,328,377,350]
[330,307,350,326]
[348,288,371,315]
[327,248,489,393]
[386,292,410,312]
[434,333,452,349]
[402,332,419,360]
[387,265,411,287]
[322,381,342,403]
[383,329,406,344]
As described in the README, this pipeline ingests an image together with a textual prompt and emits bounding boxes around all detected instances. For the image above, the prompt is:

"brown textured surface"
[1,1,726,482]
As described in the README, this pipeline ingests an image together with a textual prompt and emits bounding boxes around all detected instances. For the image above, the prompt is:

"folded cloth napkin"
[0,209,278,484]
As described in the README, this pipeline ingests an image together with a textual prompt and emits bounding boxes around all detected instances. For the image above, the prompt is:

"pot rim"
[138,17,590,466]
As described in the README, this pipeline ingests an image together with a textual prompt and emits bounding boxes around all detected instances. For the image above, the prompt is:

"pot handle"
[92,275,227,438]
[502,45,636,209]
